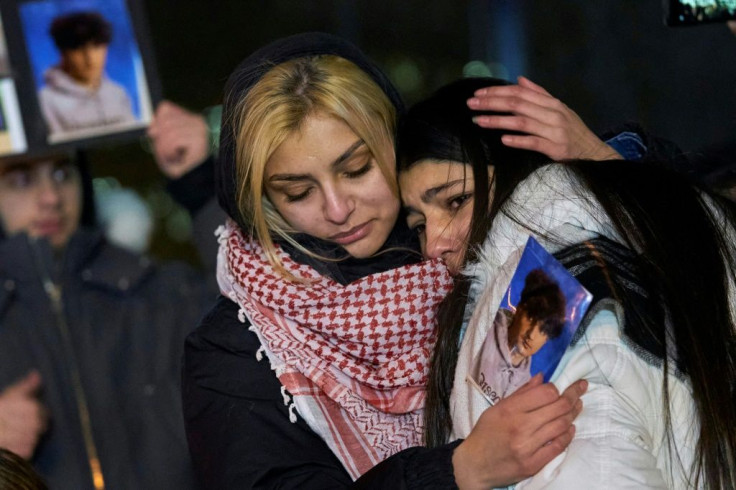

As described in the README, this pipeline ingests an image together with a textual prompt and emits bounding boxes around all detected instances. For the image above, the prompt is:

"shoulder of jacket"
[79,242,158,293]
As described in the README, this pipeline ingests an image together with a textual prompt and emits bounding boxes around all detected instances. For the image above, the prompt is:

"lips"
[330,221,372,246]
[34,219,64,237]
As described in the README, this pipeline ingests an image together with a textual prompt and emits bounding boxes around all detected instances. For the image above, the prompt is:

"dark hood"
[215,32,405,227]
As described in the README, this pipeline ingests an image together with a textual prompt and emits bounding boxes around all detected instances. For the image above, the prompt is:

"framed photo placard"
[0,10,28,156]
[468,237,593,406]
[0,0,159,159]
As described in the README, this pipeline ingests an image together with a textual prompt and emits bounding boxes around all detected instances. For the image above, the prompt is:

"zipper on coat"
[29,239,106,490]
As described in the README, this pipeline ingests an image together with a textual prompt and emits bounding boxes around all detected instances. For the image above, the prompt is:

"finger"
[506,382,560,413]
[513,372,544,396]
[1,439,33,460]
[527,408,577,449]
[2,399,46,427]
[4,371,42,397]
[470,85,558,112]
[148,119,188,140]
[525,425,575,473]
[4,423,41,443]
[530,395,575,429]
[526,383,585,434]
[472,115,560,142]
[560,379,588,405]
[155,135,193,161]
[497,135,562,160]
[149,119,207,147]
[154,100,181,117]
[469,97,563,129]
[155,103,200,128]
[517,76,552,96]
[3,431,38,460]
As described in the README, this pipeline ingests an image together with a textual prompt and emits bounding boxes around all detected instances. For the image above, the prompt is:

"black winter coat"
[0,230,215,489]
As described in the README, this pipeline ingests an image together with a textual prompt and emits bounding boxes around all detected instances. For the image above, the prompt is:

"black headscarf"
[215,32,405,228]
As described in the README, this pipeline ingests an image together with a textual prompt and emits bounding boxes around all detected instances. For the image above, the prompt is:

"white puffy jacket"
[450,165,704,489]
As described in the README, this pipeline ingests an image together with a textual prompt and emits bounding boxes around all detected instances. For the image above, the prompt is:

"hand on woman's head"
[468,76,621,161]
[451,375,587,489]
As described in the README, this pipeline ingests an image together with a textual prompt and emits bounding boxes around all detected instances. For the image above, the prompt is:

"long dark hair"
[397,77,736,488]
[396,77,549,447]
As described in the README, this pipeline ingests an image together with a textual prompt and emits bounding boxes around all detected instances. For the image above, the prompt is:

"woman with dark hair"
[397,77,736,488]
[0,151,212,489]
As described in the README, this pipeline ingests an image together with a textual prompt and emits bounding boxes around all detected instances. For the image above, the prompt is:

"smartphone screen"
[665,0,736,26]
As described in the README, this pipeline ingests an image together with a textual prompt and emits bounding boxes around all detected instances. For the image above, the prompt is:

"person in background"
[0,145,216,488]
[39,11,135,137]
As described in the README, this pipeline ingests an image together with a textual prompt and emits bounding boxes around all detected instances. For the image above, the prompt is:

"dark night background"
[34,0,736,261]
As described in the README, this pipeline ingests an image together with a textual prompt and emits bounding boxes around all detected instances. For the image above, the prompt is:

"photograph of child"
[469,237,592,406]
[19,0,153,143]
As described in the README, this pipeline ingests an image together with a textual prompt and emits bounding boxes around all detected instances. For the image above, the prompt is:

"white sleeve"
[517,436,667,489]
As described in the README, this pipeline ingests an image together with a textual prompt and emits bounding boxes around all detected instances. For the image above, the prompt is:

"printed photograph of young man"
[20,0,153,144]
[38,11,136,137]
[0,12,27,156]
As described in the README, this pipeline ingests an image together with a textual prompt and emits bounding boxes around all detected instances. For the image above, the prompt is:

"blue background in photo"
[500,237,593,382]
[19,0,142,117]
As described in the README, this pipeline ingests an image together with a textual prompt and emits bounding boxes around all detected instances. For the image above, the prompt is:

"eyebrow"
[268,139,366,183]
[420,179,467,203]
[403,179,468,216]
[0,163,34,178]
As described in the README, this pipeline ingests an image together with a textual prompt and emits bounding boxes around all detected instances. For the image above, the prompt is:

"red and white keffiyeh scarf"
[216,220,453,479]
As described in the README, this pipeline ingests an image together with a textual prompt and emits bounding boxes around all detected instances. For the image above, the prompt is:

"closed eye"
[344,161,373,179]
[285,187,313,202]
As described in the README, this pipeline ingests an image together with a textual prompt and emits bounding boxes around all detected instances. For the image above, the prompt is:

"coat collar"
[0,229,155,298]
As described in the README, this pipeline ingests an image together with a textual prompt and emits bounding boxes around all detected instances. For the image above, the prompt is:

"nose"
[323,184,354,225]
[37,176,63,208]
[423,221,458,261]
[82,45,95,63]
